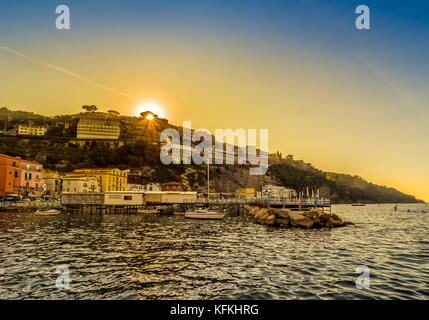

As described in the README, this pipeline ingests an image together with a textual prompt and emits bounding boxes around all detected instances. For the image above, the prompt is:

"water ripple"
[0,203,428,299]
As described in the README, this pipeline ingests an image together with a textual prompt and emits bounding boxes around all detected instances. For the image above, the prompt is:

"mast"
[207,161,210,202]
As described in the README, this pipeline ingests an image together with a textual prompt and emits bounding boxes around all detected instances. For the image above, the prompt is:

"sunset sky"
[0,0,428,201]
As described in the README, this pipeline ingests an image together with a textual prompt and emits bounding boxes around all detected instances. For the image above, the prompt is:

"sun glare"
[137,102,165,118]
[146,114,154,120]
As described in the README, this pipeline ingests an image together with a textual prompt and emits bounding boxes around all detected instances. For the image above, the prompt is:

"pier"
[60,192,331,215]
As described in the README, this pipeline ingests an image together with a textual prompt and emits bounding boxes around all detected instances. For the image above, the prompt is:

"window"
[124,196,132,201]
[14,171,18,178]
[12,162,16,167]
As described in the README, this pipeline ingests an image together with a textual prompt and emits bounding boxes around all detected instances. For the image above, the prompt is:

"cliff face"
[211,166,276,193]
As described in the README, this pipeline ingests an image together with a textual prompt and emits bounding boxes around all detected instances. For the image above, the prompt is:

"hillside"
[0,107,423,203]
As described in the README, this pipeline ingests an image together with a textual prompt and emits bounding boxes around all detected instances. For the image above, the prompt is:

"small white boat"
[352,203,366,206]
[137,209,159,214]
[185,209,225,220]
[34,209,61,216]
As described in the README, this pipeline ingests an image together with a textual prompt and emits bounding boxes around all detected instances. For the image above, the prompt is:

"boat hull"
[137,209,159,214]
[184,212,225,220]
[34,210,61,216]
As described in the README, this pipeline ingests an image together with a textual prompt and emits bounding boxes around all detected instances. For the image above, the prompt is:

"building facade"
[235,188,256,198]
[76,113,120,140]
[0,154,21,197]
[18,124,47,136]
[162,182,183,191]
[63,176,100,193]
[261,185,297,199]
[0,154,46,198]
[66,168,127,192]
[19,159,45,197]
[43,170,63,196]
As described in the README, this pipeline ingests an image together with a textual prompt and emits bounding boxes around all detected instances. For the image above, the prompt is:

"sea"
[0,203,428,299]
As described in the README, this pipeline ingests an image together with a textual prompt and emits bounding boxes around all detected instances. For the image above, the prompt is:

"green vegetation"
[269,155,422,203]
[0,107,423,203]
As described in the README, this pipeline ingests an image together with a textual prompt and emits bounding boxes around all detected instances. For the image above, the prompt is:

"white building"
[127,183,161,192]
[63,176,100,193]
[261,185,297,199]
[61,191,197,205]
[76,114,120,140]
[18,124,47,136]
[104,191,143,205]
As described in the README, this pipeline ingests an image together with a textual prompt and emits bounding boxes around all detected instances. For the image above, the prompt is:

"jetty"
[59,191,331,215]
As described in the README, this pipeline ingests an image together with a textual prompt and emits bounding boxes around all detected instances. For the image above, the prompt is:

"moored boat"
[34,209,61,216]
[352,203,366,206]
[137,209,159,214]
[184,209,225,220]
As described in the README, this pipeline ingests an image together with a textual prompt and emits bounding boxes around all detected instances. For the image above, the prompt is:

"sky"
[0,0,428,201]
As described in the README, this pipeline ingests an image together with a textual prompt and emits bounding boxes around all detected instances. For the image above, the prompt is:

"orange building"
[0,154,22,197]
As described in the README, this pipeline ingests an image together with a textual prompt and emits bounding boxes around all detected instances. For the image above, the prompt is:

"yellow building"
[66,168,128,192]
[18,124,47,136]
[235,188,255,198]
[43,170,63,195]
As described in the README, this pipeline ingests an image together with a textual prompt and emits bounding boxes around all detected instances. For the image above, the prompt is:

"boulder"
[254,210,265,219]
[303,210,321,219]
[278,210,290,219]
[289,212,314,229]
[276,218,290,225]
[259,212,270,221]
[326,217,343,228]
[319,213,330,222]
[265,215,276,225]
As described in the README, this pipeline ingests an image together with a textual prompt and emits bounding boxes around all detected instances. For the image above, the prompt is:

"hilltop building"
[18,124,47,136]
[65,168,127,192]
[76,113,120,140]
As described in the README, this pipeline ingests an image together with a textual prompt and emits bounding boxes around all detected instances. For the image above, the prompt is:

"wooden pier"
[60,195,331,215]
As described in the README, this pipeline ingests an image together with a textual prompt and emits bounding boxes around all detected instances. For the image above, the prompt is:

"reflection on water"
[0,204,428,299]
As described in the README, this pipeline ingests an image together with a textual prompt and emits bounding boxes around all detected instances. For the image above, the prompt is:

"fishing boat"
[34,209,61,216]
[185,209,225,220]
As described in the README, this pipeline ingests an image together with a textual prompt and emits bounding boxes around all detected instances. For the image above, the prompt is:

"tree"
[82,105,98,112]
[107,110,120,115]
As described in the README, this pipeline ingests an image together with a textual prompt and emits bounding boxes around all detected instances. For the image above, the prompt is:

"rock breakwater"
[244,205,352,229]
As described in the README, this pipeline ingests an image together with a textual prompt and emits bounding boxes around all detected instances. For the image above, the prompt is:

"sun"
[146,114,154,120]
[137,102,165,118]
